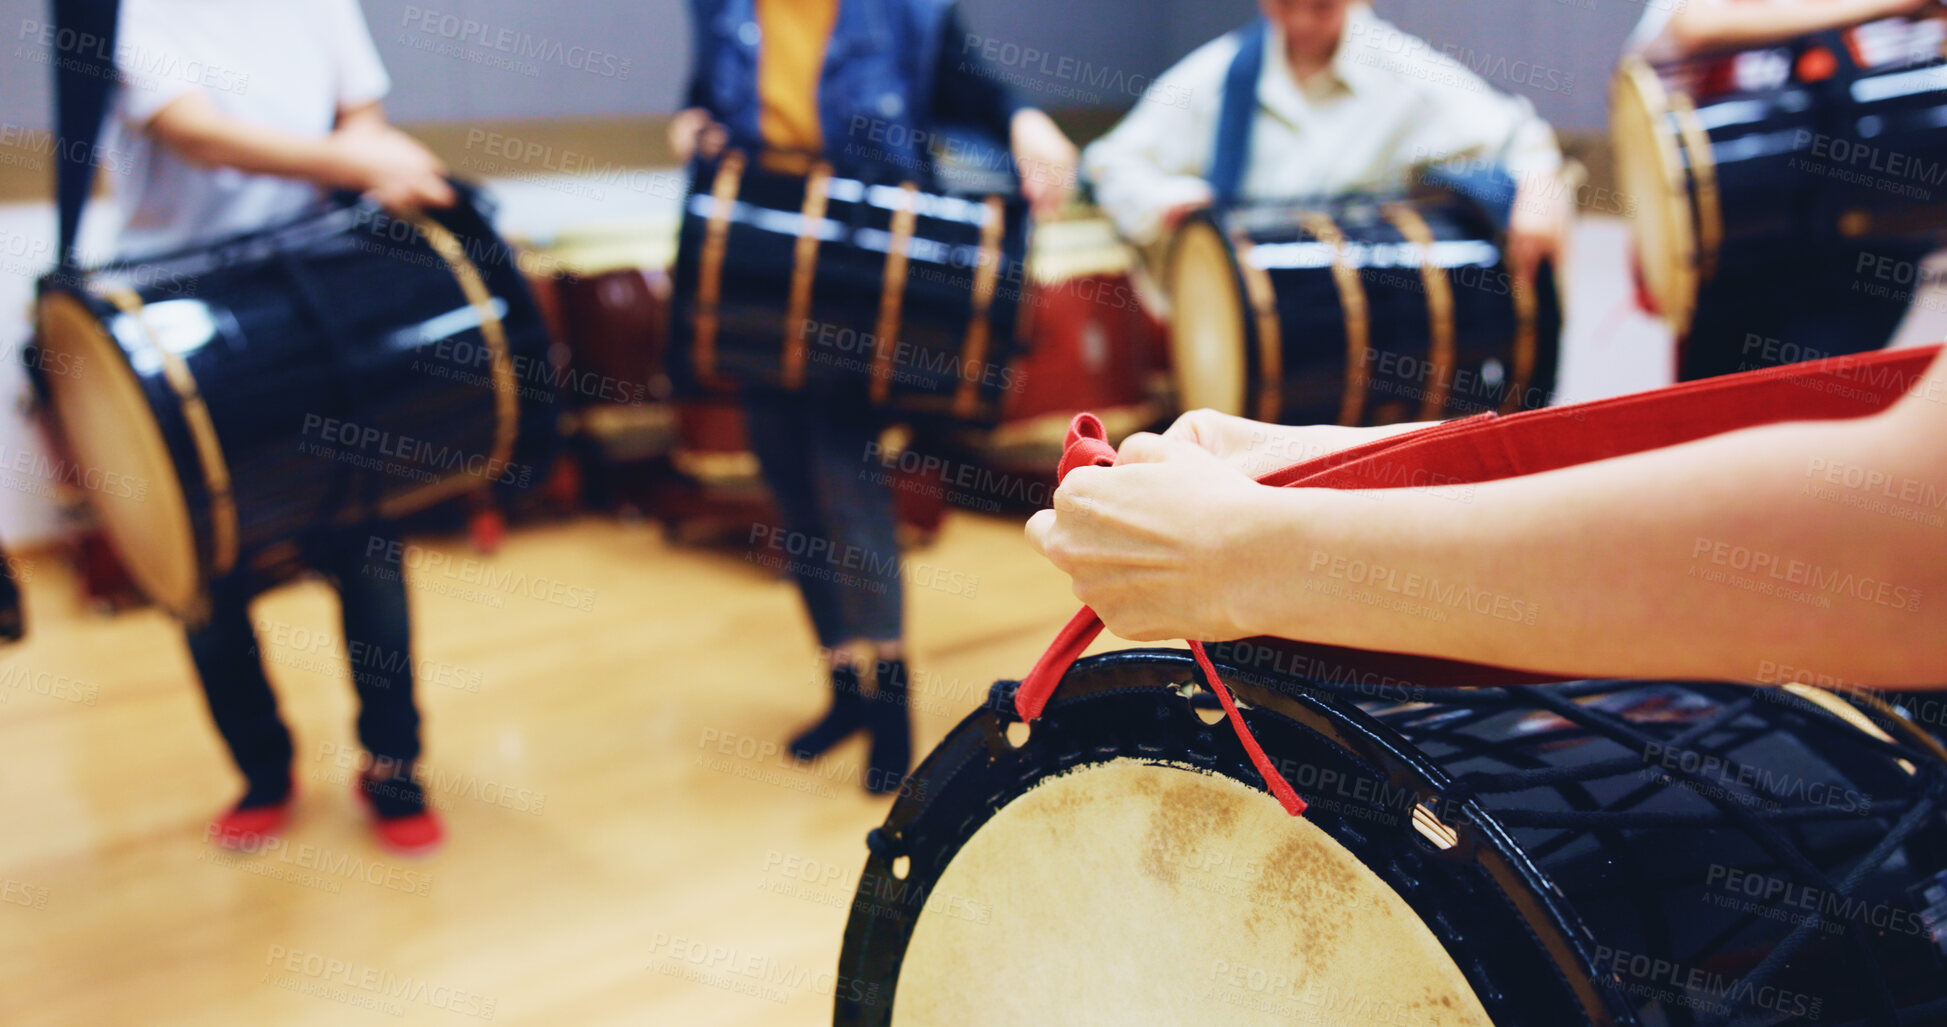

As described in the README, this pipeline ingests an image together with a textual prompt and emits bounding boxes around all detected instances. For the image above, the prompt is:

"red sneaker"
[353,774,445,857]
[208,792,295,851]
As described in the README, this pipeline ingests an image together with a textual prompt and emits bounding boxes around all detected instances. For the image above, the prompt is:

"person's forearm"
[1669,0,1918,57]
[149,95,358,190]
[335,100,387,133]
[1241,415,1946,686]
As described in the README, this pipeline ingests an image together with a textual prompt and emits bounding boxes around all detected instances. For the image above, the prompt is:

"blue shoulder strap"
[52,0,122,268]
[1207,19,1268,208]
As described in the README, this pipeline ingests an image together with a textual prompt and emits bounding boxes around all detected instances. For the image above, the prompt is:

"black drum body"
[839,649,1947,1026]
[669,151,1030,425]
[31,189,555,619]
[1615,22,1947,345]
[1167,197,1561,428]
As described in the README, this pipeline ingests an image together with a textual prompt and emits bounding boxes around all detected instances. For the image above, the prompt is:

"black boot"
[789,662,869,761]
[865,659,911,795]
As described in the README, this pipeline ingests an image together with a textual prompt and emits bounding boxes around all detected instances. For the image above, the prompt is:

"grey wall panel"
[0,0,1649,135]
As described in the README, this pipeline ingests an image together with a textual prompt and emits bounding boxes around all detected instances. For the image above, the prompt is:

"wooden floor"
[0,511,1138,1026]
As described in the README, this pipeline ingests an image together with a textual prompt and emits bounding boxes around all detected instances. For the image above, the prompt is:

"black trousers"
[185,525,420,800]
[742,392,904,648]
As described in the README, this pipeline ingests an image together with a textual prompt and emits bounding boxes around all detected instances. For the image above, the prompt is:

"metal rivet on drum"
[878,93,904,119]
[1005,721,1031,749]
[1411,802,1460,850]
[1480,358,1506,389]
[737,21,760,46]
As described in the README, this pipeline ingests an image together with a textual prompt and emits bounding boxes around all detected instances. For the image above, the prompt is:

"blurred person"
[671,0,1078,793]
[101,0,455,854]
[1082,0,1570,283]
[1628,0,1940,61]
[1625,0,1946,380]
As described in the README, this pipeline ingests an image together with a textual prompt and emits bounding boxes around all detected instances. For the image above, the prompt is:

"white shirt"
[1082,4,1562,246]
[97,0,391,259]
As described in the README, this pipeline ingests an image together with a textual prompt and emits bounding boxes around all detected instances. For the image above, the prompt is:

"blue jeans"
[185,524,421,798]
[743,393,903,647]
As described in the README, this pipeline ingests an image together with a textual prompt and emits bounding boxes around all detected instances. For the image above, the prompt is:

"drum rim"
[34,290,207,617]
[1164,214,1253,418]
[1611,56,1701,336]
[835,648,1618,1026]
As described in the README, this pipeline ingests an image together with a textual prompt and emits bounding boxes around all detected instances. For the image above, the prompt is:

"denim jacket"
[686,0,1017,184]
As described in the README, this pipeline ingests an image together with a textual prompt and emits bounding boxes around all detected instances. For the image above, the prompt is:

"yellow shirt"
[757,0,840,155]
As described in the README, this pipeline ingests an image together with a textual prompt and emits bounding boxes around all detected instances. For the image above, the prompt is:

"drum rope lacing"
[1017,413,1309,816]
[1398,681,1946,1027]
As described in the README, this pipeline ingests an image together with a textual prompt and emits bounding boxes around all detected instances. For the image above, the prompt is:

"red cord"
[1017,414,1309,816]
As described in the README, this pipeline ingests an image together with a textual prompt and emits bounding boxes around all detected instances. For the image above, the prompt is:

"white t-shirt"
[98,0,391,259]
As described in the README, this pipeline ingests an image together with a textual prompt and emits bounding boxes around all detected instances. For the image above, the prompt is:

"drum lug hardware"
[865,827,905,864]
[984,679,1021,718]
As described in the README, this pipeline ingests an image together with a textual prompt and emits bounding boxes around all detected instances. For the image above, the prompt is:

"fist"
[1025,432,1280,642]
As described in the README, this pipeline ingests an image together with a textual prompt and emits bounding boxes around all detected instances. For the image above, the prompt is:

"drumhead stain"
[889,759,1492,1026]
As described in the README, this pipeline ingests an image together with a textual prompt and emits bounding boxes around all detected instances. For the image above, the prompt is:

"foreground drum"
[838,649,1947,1025]
[1613,19,1947,337]
[670,151,1030,423]
[32,191,554,619]
[1167,197,1561,427]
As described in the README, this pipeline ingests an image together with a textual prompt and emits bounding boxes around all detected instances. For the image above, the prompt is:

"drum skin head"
[1611,58,1698,334]
[1165,220,1250,417]
[891,759,1492,1027]
[36,292,200,613]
